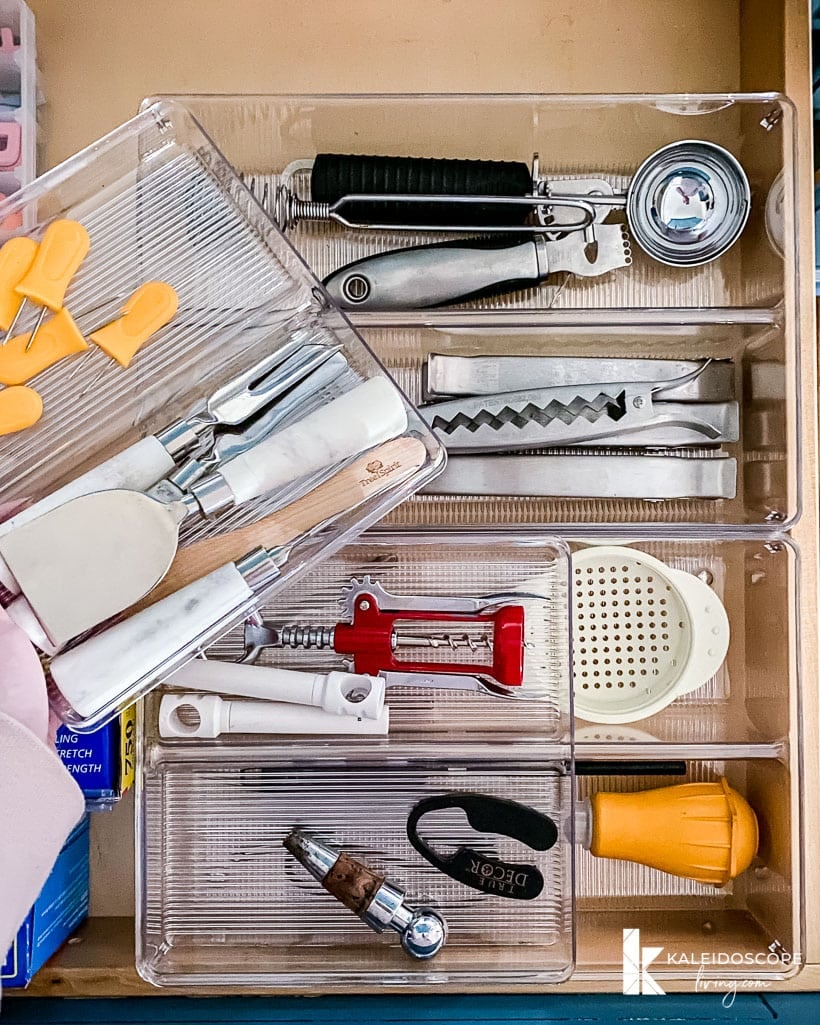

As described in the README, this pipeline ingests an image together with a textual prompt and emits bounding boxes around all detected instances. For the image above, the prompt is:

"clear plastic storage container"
[0,100,444,731]
[138,533,574,986]
[0,0,36,199]
[129,94,804,990]
[137,530,802,986]
[153,94,801,533]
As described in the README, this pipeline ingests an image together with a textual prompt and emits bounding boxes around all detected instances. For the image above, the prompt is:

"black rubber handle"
[407,792,558,901]
[311,153,533,227]
[575,760,687,776]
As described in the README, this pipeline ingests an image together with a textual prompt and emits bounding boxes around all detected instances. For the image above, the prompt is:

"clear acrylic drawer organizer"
[127,95,804,987]
[160,94,802,532]
[138,533,576,986]
[0,100,444,730]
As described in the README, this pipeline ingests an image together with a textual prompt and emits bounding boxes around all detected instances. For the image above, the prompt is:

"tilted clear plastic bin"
[0,100,444,731]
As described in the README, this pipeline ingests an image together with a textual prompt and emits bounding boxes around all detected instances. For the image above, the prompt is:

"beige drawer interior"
[13,0,817,998]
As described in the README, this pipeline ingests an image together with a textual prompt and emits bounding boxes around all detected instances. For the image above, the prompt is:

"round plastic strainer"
[571,546,730,724]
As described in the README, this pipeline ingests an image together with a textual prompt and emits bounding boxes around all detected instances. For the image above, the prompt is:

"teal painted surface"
[6,993,820,1024]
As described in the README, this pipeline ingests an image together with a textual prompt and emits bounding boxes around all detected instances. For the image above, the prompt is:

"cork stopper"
[322,851,386,916]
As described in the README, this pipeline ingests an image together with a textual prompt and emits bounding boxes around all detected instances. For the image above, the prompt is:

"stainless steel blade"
[543,223,632,276]
[0,490,186,648]
[423,385,738,452]
[198,340,337,427]
[424,355,735,402]
[421,453,737,500]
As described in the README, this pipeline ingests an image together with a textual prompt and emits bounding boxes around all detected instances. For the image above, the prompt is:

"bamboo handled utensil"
[1,376,410,651]
[129,435,428,612]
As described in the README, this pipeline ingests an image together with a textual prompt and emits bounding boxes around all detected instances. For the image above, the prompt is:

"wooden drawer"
[14,0,818,996]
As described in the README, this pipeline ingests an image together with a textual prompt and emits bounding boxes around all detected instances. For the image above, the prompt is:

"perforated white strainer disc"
[572,546,730,724]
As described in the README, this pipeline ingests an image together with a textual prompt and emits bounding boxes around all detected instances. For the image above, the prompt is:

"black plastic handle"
[311,152,532,227]
[407,792,558,901]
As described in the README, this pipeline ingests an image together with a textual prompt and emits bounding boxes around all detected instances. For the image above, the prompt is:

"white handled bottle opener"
[158,692,390,739]
[168,659,385,720]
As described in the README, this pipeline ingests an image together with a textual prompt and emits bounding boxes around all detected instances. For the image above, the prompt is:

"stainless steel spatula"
[2,376,409,651]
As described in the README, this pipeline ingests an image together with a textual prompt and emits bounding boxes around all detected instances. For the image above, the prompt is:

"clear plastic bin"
[0,99,443,730]
[154,94,797,317]
[0,0,36,198]
[137,758,576,987]
[154,94,801,532]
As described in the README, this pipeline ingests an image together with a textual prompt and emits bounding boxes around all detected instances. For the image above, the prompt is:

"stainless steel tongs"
[421,360,738,453]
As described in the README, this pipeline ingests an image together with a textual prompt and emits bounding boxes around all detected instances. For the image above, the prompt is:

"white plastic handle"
[168,659,385,720]
[0,436,176,594]
[49,561,254,724]
[218,376,409,505]
[664,563,730,695]
[158,692,390,739]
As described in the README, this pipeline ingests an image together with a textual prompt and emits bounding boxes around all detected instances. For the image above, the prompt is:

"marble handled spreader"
[0,376,409,655]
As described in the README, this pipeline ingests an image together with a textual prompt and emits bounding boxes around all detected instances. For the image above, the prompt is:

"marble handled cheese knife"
[129,434,428,612]
[1,376,410,653]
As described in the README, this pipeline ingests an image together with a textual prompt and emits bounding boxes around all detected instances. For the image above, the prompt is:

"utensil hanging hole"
[342,679,373,704]
[171,703,202,736]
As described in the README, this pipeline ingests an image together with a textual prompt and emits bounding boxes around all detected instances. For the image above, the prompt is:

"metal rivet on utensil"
[341,273,371,304]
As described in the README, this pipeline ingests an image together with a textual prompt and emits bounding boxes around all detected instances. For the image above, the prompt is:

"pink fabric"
[0,713,85,962]
[0,605,49,743]
[0,502,85,985]
[0,500,52,743]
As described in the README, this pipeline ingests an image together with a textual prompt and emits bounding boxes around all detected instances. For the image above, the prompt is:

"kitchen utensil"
[0,340,347,596]
[577,778,758,886]
[626,141,751,266]
[283,831,447,959]
[241,574,528,694]
[0,236,37,330]
[421,451,738,500]
[88,281,179,367]
[241,569,559,702]
[407,793,558,900]
[2,219,91,350]
[167,658,386,720]
[162,348,349,493]
[0,385,42,435]
[0,308,88,385]
[424,355,735,403]
[571,546,730,723]
[1,283,178,384]
[2,376,409,651]
[273,140,750,265]
[158,692,390,738]
[409,780,758,892]
[133,436,428,610]
[421,369,739,452]
[574,761,687,776]
[47,540,295,723]
[323,227,632,311]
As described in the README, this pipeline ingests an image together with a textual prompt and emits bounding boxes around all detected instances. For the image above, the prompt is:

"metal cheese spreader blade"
[0,490,185,648]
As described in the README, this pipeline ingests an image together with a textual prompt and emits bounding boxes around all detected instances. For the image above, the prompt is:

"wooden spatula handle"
[130,436,428,612]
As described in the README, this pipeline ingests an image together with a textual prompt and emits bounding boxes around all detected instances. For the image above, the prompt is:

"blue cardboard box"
[55,706,135,809]
[1,816,90,988]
